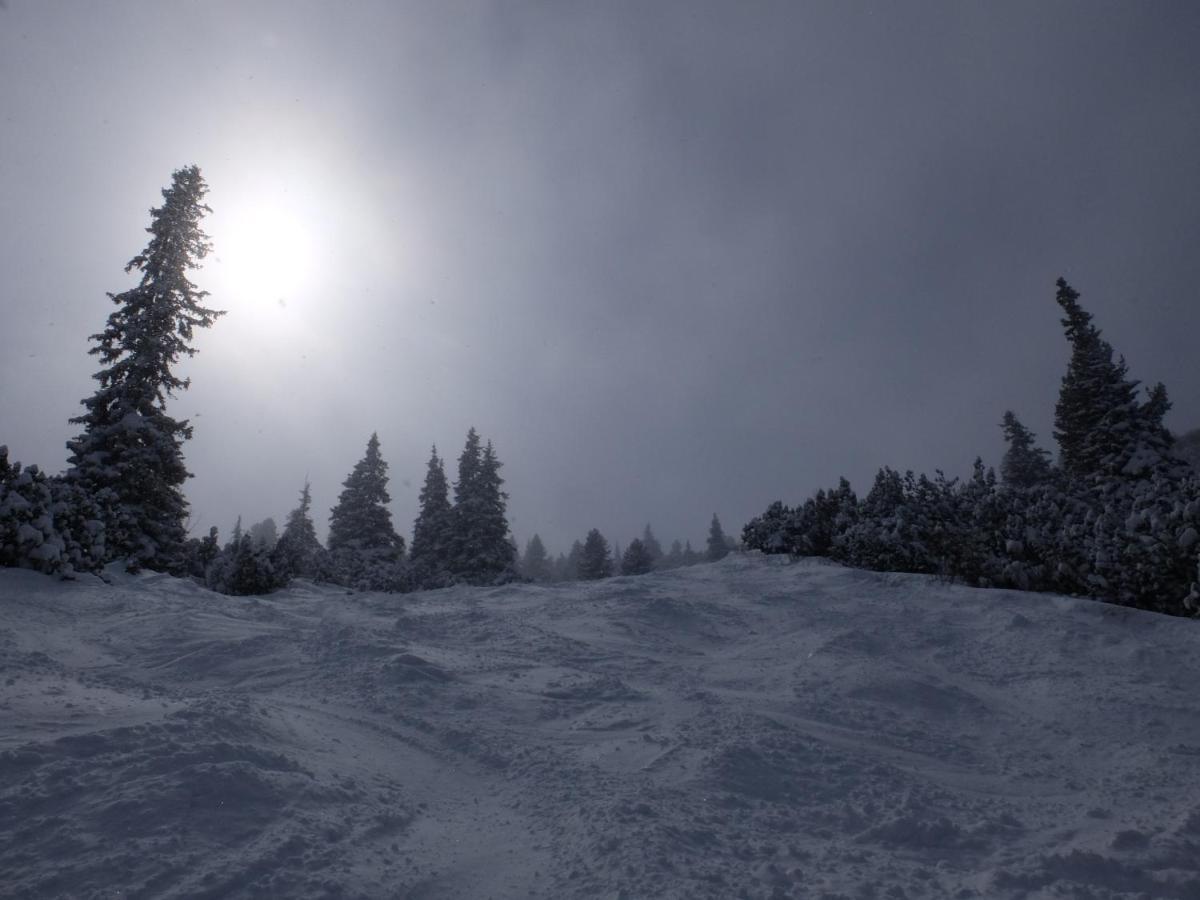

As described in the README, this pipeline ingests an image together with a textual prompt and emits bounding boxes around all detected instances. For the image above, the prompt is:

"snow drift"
[3,554,1200,898]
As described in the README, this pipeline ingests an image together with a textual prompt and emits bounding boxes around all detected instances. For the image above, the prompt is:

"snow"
[3,554,1200,898]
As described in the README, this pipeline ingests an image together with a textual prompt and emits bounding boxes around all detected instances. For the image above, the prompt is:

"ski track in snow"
[3,554,1200,899]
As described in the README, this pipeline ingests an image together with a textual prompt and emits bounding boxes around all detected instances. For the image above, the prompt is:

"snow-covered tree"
[410,445,453,585]
[248,517,278,550]
[272,481,325,581]
[65,166,223,572]
[449,430,516,585]
[0,447,106,575]
[706,514,730,561]
[1053,278,1176,481]
[328,433,404,587]
[620,537,655,576]
[578,529,612,580]
[1000,411,1053,490]
[641,524,664,567]
[520,533,552,582]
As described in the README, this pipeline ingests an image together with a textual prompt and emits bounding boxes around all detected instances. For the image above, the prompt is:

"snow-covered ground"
[3,554,1200,899]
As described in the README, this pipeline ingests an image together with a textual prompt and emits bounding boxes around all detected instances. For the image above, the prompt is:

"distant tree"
[706,514,730,561]
[578,529,612,580]
[410,445,453,584]
[65,165,223,571]
[682,540,701,566]
[1053,278,1175,480]
[328,433,404,586]
[559,540,584,581]
[198,526,220,570]
[639,524,664,566]
[663,539,684,569]
[521,533,552,582]
[248,517,278,550]
[272,481,325,581]
[1000,411,1053,489]
[620,538,655,576]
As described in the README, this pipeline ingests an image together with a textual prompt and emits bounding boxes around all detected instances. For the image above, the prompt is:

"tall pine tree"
[706,514,730,561]
[273,480,324,581]
[1053,278,1175,480]
[578,529,612,580]
[449,430,516,584]
[521,533,551,582]
[410,445,452,584]
[328,433,403,561]
[66,165,223,571]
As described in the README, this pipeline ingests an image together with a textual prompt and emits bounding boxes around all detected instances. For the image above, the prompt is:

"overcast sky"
[2,1,1198,555]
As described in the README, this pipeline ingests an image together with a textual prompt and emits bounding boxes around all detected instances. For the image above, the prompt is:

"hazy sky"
[2,1,1198,555]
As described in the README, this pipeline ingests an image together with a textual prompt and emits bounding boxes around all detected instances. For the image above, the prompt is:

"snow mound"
[3,554,1200,898]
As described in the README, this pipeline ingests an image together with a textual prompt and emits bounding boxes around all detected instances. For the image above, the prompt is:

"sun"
[210,203,317,312]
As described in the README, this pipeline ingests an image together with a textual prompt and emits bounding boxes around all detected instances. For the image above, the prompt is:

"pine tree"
[620,538,655,576]
[328,433,403,566]
[641,524,664,567]
[1053,278,1175,480]
[561,540,584,581]
[273,481,324,581]
[1000,411,1053,489]
[248,517,278,550]
[706,514,730,561]
[65,166,223,571]
[410,445,453,584]
[578,529,612,580]
[521,533,551,582]
[449,430,516,584]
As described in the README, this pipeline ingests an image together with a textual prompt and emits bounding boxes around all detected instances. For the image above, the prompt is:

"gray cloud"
[2,0,1198,554]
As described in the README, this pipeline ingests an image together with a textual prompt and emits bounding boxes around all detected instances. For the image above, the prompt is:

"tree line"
[743,278,1200,617]
[0,166,733,597]
[517,515,734,583]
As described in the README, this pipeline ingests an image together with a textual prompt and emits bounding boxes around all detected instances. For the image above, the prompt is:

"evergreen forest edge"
[2,167,1198,616]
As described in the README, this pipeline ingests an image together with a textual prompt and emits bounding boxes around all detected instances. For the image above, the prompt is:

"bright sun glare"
[209,200,319,315]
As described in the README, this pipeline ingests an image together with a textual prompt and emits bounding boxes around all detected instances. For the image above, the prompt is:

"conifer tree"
[1000,411,1053,489]
[578,528,612,580]
[561,540,584,581]
[706,514,730,561]
[521,533,551,582]
[65,165,223,571]
[449,430,516,584]
[328,433,403,561]
[1053,278,1175,480]
[273,481,324,580]
[641,524,664,567]
[620,537,655,576]
[410,445,452,582]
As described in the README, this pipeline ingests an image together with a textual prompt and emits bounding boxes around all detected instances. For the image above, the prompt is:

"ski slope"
[2,554,1200,899]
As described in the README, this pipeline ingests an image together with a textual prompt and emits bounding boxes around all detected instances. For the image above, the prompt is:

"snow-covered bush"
[0,446,106,576]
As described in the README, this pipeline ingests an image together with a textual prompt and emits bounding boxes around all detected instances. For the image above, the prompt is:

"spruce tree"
[578,529,612,580]
[1053,278,1175,480]
[706,514,730,561]
[273,480,324,580]
[328,433,403,560]
[620,538,654,576]
[449,430,516,584]
[410,445,453,583]
[641,524,664,567]
[1000,411,1053,489]
[65,165,223,571]
[521,533,551,582]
